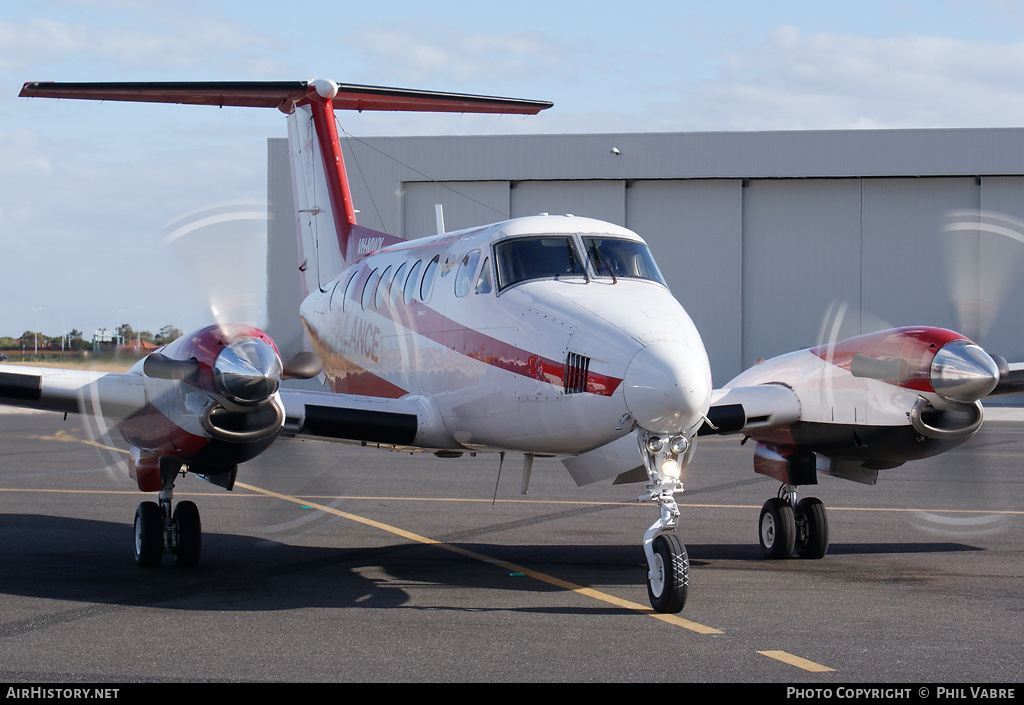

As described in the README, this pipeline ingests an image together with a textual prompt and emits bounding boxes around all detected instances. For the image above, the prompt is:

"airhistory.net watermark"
[6,688,118,699]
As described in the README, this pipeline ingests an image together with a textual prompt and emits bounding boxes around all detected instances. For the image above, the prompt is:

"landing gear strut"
[638,430,693,613]
[758,484,829,559]
[133,457,202,568]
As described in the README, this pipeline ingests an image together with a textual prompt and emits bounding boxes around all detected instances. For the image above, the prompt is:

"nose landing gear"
[637,430,693,613]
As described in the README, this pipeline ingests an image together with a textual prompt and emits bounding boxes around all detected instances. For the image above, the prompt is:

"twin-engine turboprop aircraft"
[4,79,1022,614]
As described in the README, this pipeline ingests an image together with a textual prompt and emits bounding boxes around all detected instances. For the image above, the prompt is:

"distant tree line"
[0,324,184,353]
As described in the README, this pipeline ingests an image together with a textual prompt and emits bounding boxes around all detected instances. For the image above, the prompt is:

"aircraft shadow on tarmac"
[0,513,987,615]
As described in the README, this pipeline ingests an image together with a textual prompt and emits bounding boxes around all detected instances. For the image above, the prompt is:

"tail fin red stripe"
[309,97,357,257]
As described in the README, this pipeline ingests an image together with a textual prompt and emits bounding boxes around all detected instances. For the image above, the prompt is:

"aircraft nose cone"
[622,341,712,434]
[930,340,1000,403]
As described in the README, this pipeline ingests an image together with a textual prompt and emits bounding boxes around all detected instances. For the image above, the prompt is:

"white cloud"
[0,16,288,75]
[673,26,1024,130]
[351,22,586,86]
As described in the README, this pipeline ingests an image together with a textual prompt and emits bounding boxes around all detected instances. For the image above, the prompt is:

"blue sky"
[4,0,1024,340]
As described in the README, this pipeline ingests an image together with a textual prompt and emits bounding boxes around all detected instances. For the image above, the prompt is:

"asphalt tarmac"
[0,408,1021,683]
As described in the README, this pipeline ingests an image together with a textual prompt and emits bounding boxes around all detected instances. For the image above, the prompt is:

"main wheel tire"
[134,501,163,568]
[173,500,202,568]
[646,533,689,613]
[759,497,795,559]
[795,497,829,559]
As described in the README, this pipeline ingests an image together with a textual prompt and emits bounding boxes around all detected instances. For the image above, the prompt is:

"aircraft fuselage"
[300,214,713,455]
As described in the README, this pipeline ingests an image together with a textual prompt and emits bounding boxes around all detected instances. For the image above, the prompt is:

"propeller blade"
[849,353,911,383]
[160,202,267,327]
[943,209,1024,345]
[282,351,323,380]
[143,352,200,381]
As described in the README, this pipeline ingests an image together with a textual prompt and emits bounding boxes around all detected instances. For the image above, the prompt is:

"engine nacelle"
[810,326,1000,404]
[726,326,1001,480]
[120,324,317,488]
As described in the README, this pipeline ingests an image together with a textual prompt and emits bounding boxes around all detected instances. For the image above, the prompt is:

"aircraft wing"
[0,363,450,450]
[698,384,802,437]
[278,388,449,449]
[0,364,148,418]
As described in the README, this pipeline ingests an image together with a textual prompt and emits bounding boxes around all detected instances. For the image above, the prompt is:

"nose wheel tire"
[795,497,829,559]
[646,533,689,613]
[759,497,795,559]
[134,501,163,567]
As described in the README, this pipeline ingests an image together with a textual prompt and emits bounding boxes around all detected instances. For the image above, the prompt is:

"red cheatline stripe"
[311,292,622,399]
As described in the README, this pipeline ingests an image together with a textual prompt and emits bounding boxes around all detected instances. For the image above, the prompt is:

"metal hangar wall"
[266,129,1024,391]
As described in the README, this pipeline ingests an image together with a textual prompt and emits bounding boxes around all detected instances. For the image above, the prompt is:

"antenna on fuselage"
[435,204,446,235]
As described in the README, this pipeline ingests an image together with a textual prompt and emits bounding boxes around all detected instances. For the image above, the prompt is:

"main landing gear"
[133,457,202,568]
[638,430,692,613]
[758,484,829,560]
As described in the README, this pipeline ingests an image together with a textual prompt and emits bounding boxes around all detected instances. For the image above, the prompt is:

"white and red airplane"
[3,79,1021,614]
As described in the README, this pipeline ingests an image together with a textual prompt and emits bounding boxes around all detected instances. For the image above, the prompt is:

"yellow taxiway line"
[235,481,723,635]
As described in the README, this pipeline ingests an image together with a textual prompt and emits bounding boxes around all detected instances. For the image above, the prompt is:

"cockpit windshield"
[583,236,666,286]
[494,236,587,291]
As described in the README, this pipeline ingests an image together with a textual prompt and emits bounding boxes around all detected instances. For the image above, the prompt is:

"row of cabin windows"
[341,236,663,313]
[345,250,494,313]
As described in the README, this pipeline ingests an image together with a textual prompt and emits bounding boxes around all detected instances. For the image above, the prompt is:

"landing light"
[669,435,689,455]
[661,457,681,480]
[646,436,666,454]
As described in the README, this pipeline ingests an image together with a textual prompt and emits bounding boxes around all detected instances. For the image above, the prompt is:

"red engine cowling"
[736,326,1002,484]
[122,324,290,491]
[810,326,1000,404]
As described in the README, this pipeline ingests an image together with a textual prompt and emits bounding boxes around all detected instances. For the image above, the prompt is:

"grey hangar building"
[265,128,1024,399]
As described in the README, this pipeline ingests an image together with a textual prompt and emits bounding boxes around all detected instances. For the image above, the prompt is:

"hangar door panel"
[861,178,979,331]
[976,177,1024,367]
[510,180,625,225]
[403,181,510,239]
[742,179,863,369]
[627,179,744,382]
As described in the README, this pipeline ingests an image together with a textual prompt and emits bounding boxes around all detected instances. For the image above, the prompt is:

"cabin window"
[361,268,379,310]
[327,280,342,311]
[475,257,492,295]
[493,236,586,291]
[583,236,667,286]
[455,250,481,298]
[374,265,392,309]
[389,262,407,306]
[341,271,359,312]
[404,260,423,305]
[420,255,440,302]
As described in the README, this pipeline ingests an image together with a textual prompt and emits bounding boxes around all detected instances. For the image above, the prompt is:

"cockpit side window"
[583,236,667,286]
[494,236,586,291]
[455,250,481,298]
[475,257,492,295]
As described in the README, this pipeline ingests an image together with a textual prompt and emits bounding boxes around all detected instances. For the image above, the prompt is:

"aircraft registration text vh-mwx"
[3,78,1024,614]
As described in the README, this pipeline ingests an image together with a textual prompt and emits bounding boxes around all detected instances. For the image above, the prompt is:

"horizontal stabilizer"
[19,81,553,115]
